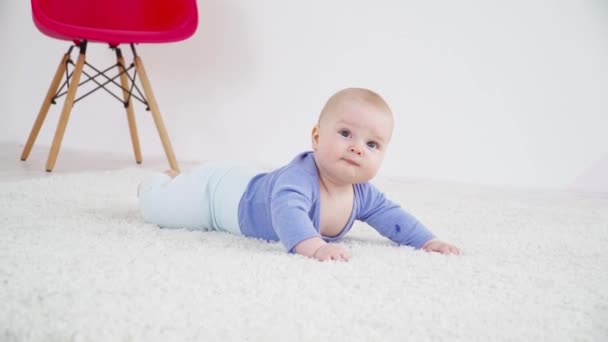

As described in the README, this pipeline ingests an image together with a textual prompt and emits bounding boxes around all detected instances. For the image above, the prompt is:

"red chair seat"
[32,0,198,45]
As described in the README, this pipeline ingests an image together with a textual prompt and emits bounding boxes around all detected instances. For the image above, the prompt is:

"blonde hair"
[318,88,392,125]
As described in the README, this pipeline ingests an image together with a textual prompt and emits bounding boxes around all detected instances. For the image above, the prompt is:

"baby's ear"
[311,125,320,150]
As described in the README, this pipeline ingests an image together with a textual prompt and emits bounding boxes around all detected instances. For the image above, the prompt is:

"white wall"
[2,0,607,192]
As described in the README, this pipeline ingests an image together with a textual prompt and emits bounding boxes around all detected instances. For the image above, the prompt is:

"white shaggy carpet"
[1,168,607,342]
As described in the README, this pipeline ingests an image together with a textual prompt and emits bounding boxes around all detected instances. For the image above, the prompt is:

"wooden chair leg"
[21,52,71,161]
[117,50,142,164]
[45,48,87,172]
[133,55,180,172]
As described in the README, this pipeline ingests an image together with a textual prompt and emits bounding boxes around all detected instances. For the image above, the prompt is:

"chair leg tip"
[46,169,53,172]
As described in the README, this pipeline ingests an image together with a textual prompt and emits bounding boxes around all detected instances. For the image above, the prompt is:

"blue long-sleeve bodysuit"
[139,151,435,252]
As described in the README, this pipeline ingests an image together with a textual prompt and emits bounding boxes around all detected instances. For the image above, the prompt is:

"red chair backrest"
[32,0,198,44]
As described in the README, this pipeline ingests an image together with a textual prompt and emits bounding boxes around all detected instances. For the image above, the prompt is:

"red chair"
[21,0,198,172]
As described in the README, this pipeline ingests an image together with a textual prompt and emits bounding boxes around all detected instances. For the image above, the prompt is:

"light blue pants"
[138,162,262,234]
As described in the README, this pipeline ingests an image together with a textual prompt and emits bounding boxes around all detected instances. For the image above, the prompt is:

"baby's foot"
[163,169,180,178]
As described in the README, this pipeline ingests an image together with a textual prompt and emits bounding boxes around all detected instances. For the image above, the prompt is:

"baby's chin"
[351,175,374,184]
[339,170,374,185]
[320,164,374,185]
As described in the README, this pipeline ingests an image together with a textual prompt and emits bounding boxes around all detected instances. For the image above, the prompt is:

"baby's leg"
[138,169,212,230]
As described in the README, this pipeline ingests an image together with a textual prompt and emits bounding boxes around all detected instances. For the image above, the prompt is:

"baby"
[138,88,460,261]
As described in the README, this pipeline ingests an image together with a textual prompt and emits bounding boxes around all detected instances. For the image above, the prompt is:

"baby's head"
[312,88,393,185]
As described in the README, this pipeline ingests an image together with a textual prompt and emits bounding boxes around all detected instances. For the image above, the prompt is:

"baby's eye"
[367,141,379,149]
[339,129,351,138]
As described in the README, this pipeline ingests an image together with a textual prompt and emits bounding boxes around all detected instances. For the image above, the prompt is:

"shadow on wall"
[568,154,608,193]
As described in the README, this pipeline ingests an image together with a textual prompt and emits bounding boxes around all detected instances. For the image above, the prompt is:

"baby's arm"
[358,183,461,255]
[269,172,350,262]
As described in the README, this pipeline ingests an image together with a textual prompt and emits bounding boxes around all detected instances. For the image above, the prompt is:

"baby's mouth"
[342,158,360,167]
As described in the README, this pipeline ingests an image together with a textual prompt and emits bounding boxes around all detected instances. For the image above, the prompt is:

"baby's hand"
[313,244,350,262]
[421,239,461,255]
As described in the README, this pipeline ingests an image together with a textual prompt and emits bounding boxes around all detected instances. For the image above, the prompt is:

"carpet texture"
[1,168,607,341]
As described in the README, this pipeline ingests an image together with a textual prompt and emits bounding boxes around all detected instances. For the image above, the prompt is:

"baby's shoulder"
[354,181,383,196]
[353,182,389,207]
[274,163,317,189]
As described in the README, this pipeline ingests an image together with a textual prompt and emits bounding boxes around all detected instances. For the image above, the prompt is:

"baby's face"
[312,101,393,186]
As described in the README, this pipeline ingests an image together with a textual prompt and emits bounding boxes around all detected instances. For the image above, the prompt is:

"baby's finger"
[340,252,349,262]
[446,244,459,255]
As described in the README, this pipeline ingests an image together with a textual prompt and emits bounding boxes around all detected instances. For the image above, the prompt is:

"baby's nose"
[349,146,362,155]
